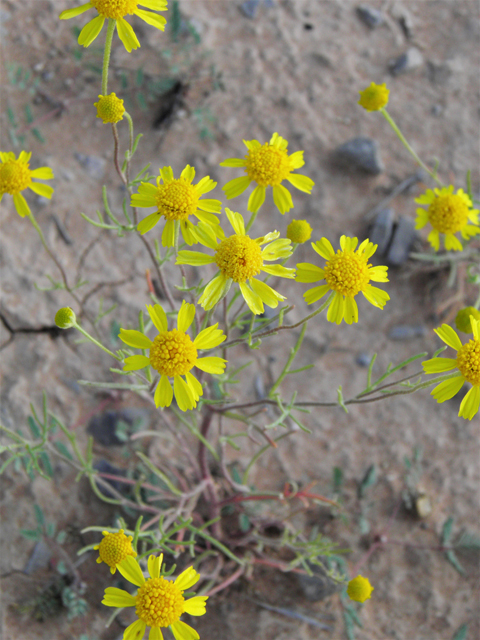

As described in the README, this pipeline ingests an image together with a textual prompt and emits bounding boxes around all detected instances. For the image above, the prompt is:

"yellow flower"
[59,0,168,53]
[422,317,480,421]
[347,575,374,603]
[94,93,125,123]
[94,529,137,574]
[220,132,314,215]
[132,165,223,247]
[54,307,77,329]
[455,307,480,333]
[358,82,389,112]
[286,219,312,244]
[415,185,480,251]
[176,208,295,315]
[119,301,226,411]
[102,554,207,640]
[296,236,389,324]
[0,151,54,217]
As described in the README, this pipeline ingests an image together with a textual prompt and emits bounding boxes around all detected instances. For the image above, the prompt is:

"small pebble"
[240,0,274,19]
[431,104,443,117]
[356,5,384,29]
[386,215,416,265]
[389,47,424,76]
[356,352,374,367]
[297,560,341,601]
[74,152,106,179]
[94,459,128,498]
[369,207,395,255]
[334,137,384,175]
[23,540,52,575]
[388,325,427,340]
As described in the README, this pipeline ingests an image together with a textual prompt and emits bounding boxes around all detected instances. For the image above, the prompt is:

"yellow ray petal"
[117,556,145,587]
[119,329,153,349]
[434,324,462,351]
[116,16,140,53]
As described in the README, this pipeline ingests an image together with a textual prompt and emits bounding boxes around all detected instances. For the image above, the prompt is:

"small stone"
[334,137,384,175]
[93,459,128,498]
[24,539,52,575]
[356,5,384,29]
[389,47,424,76]
[369,207,395,255]
[431,104,443,117]
[427,61,452,85]
[386,215,416,265]
[356,352,373,368]
[41,70,55,82]
[391,3,415,39]
[240,0,274,19]
[415,494,432,518]
[297,560,341,601]
[74,153,106,179]
[388,325,427,340]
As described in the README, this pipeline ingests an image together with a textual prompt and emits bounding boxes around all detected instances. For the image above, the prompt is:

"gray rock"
[388,325,427,340]
[334,137,384,175]
[431,104,443,117]
[24,539,52,575]
[356,5,384,29]
[356,352,374,367]
[386,215,416,265]
[427,61,452,85]
[240,0,274,19]
[369,207,395,255]
[389,47,424,76]
[87,408,150,446]
[74,153,106,179]
[297,560,341,601]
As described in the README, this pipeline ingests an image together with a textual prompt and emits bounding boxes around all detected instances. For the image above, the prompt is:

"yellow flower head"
[59,0,168,53]
[102,554,207,640]
[176,208,296,315]
[296,235,389,324]
[94,93,125,124]
[220,132,314,215]
[358,82,389,112]
[286,219,312,244]
[119,301,226,411]
[423,317,480,421]
[415,186,480,252]
[455,307,480,333]
[94,529,137,574]
[347,575,374,603]
[132,165,223,247]
[54,307,77,329]
[0,151,54,217]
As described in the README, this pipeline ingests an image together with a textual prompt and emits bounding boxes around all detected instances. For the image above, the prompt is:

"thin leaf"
[452,623,468,640]
[445,550,465,575]
[442,517,454,545]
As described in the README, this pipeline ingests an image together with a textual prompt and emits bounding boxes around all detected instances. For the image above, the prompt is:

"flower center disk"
[244,144,291,187]
[91,0,138,18]
[0,160,32,195]
[135,577,185,628]
[324,252,370,297]
[215,235,263,282]
[155,180,198,221]
[456,339,480,386]
[149,329,198,377]
[428,193,470,235]
[99,531,133,567]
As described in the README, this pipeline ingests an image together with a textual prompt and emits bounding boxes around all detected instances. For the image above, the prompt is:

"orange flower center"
[91,0,138,19]
[324,251,370,297]
[215,234,263,282]
[135,577,185,628]
[0,159,32,195]
[456,339,480,386]
[149,330,198,377]
[427,193,470,235]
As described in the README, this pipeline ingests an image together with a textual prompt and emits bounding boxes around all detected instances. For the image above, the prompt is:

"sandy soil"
[1,1,479,639]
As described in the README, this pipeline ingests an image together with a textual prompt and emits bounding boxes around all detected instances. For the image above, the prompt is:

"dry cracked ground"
[1,1,479,639]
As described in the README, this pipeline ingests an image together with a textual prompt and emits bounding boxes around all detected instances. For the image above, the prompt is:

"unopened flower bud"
[55,307,76,329]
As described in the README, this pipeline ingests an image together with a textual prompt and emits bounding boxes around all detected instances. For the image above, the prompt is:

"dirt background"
[1,0,479,639]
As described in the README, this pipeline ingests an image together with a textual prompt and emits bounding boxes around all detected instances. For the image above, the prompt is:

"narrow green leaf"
[358,464,376,499]
[38,451,53,478]
[27,416,41,439]
[452,623,468,640]
[445,550,465,575]
[32,128,45,143]
[54,440,73,461]
[136,92,147,110]
[333,466,343,492]
[34,503,45,527]
[20,528,41,540]
[442,517,454,545]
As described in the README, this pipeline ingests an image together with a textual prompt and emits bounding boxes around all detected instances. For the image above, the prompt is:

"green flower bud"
[55,307,76,329]
[455,306,480,333]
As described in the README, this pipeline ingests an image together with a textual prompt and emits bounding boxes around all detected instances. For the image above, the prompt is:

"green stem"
[268,322,307,397]
[73,322,122,361]
[245,209,258,232]
[381,108,443,187]
[101,19,116,95]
